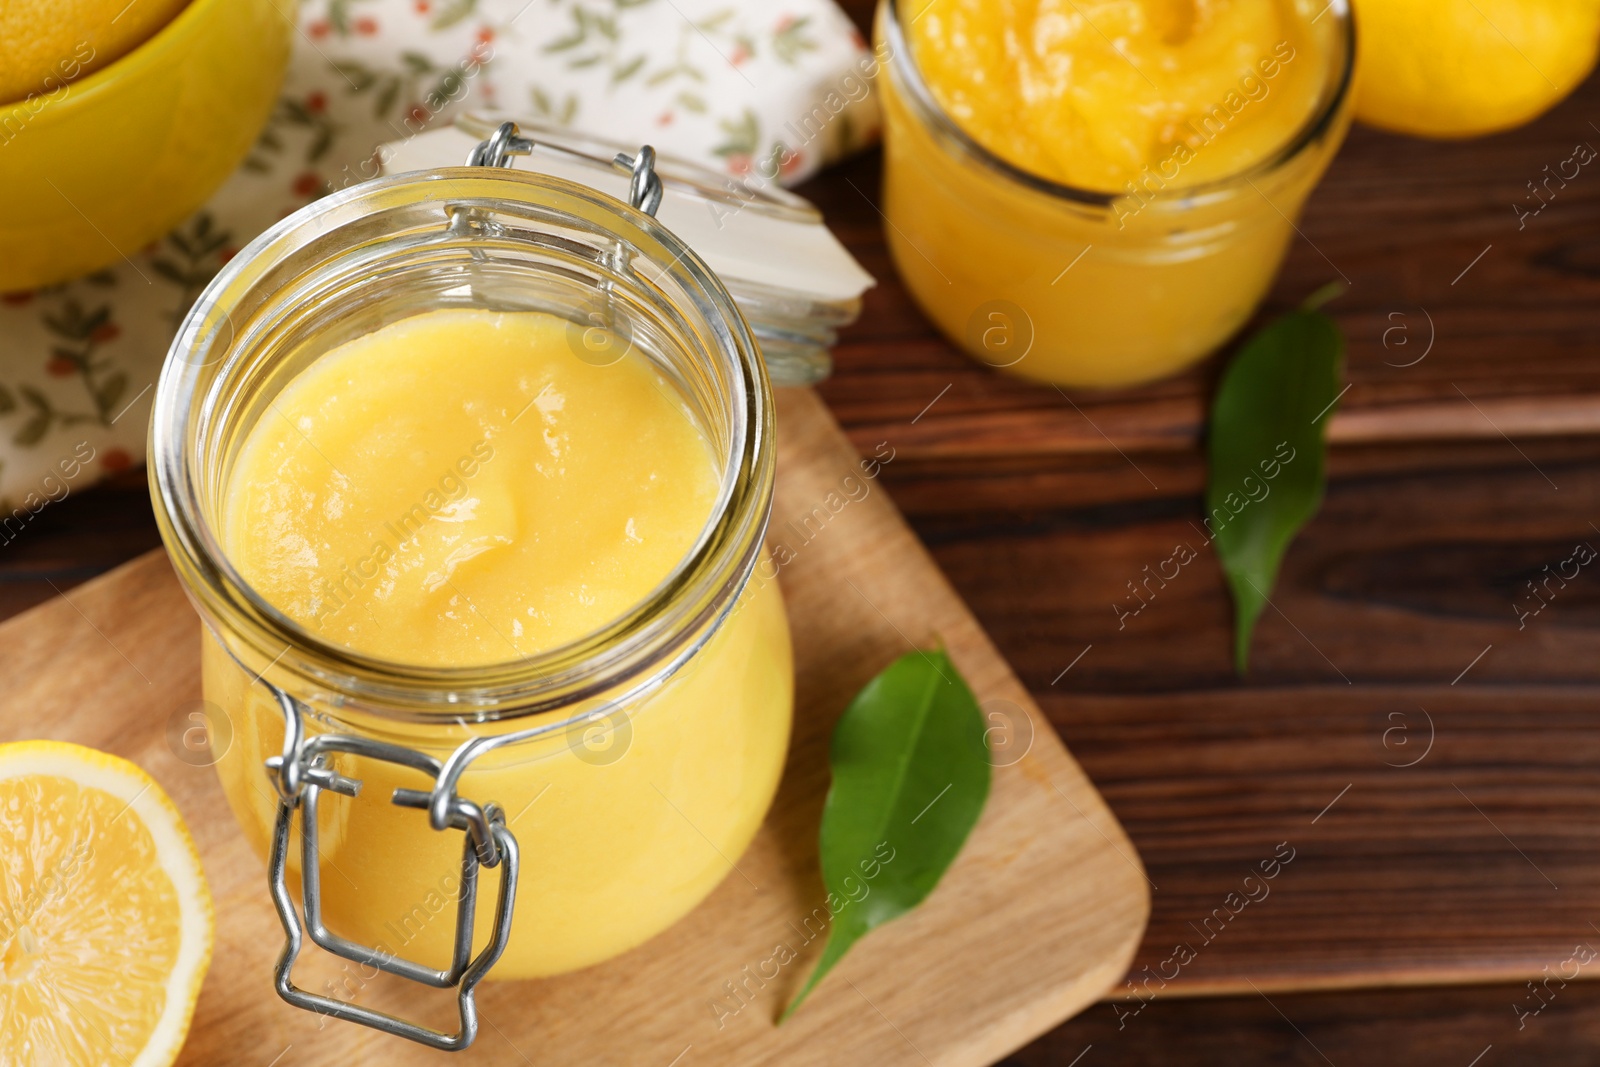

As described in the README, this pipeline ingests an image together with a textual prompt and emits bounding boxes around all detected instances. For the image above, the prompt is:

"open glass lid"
[378,112,876,386]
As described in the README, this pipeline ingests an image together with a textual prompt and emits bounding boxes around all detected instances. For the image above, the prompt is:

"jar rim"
[880,0,1357,208]
[150,167,775,721]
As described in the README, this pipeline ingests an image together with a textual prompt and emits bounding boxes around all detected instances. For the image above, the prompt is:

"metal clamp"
[465,121,533,168]
[263,690,519,1051]
[464,119,662,218]
[611,145,663,217]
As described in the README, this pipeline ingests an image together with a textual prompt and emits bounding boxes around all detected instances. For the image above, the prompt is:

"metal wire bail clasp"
[261,685,520,1051]
[611,144,663,217]
[464,119,663,219]
[465,120,533,168]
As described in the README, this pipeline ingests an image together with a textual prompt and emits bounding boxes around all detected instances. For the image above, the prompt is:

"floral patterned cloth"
[0,0,876,515]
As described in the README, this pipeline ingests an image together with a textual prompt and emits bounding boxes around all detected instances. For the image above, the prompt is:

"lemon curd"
[205,308,793,978]
[879,0,1353,387]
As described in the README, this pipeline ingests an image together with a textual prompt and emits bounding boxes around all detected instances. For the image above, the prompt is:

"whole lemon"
[0,0,192,104]
[1354,0,1600,138]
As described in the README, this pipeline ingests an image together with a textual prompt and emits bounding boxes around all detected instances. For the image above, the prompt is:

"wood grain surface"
[0,389,1147,1066]
[1003,980,1600,1066]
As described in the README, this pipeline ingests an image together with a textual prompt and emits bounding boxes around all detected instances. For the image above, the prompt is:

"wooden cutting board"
[0,387,1147,1066]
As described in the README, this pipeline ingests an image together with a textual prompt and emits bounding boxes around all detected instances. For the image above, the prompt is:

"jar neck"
[151,169,775,722]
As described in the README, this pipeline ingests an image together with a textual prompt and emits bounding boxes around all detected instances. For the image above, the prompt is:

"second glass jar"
[876,0,1356,388]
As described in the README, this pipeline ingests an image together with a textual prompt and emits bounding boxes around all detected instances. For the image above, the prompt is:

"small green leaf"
[309,125,335,161]
[151,260,189,286]
[430,0,477,31]
[13,411,49,447]
[612,55,646,84]
[1206,303,1344,675]
[97,371,127,414]
[331,63,377,91]
[374,79,400,119]
[782,650,989,1020]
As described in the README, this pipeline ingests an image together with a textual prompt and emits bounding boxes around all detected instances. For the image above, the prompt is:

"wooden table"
[12,23,1600,1066]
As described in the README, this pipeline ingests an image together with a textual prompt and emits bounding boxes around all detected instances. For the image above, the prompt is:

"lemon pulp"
[0,741,212,1067]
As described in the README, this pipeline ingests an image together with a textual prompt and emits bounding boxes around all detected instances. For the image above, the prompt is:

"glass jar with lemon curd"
[877,0,1356,388]
[150,128,801,1049]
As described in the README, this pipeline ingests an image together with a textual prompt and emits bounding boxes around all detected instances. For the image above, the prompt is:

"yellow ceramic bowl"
[0,0,294,292]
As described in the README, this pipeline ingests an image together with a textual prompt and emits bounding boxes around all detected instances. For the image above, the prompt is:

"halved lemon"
[0,741,213,1066]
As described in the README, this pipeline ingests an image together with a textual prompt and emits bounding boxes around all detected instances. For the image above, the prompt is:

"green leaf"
[611,54,646,84]
[545,10,587,52]
[782,650,989,1020]
[698,8,734,31]
[1206,304,1344,675]
[375,78,400,119]
[309,124,335,161]
[400,51,435,75]
[97,371,127,414]
[430,0,477,31]
[151,260,189,286]
[330,62,376,91]
[328,0,352,33]
[13,407,50,447]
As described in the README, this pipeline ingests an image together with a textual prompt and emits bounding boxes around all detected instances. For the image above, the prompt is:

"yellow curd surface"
[881,0,1351,386]
[207,308,792,978]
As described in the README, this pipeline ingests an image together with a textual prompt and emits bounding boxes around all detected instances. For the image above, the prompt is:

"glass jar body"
[205,562,791,979]
[876,1,1354,388]
[151,168,790,986]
